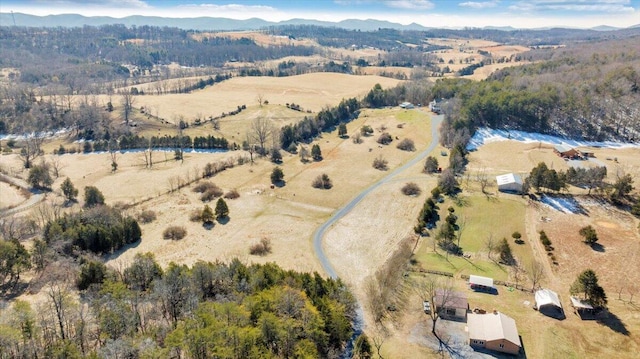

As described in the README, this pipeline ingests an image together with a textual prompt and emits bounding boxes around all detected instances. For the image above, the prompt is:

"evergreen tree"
[61,177,78,202]
[27,164,53,189]
[311,144,322,161]
[579,225,599,245]
[215,198,229,219]
[271,167,284,184]
[201,204,214,224]
[338,123,347,138]
[570,269,607,308]
[497,238,515,264]
[84,186,105,207]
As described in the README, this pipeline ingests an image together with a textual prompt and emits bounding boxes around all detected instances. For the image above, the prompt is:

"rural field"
[2,22,640,359]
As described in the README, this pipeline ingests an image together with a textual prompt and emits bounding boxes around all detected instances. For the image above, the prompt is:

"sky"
[1,0,639,29]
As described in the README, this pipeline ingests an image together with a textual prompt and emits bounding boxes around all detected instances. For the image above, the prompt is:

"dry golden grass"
[0,181,25,209]
[124,73,402,124]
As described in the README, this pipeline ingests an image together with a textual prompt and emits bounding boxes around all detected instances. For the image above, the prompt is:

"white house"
[496,173,523,193]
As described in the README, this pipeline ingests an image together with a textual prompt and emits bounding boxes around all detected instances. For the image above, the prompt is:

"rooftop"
[535,289,562,308]
[467,312,520,347]
[496,173,523,186]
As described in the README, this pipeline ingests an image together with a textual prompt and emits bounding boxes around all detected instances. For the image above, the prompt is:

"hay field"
[0,108,432,274]
[128,73,402,124]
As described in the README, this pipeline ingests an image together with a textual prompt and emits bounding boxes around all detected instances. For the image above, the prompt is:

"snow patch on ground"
[467,127,640,151]
[540,195,584,214]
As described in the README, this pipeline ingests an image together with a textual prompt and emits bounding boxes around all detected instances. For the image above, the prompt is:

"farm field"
[114,72,403,123]
[1,25,639,358]
[1,106,434,273]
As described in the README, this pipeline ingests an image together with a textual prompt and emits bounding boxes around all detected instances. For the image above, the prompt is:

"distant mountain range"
[0,12,638,32]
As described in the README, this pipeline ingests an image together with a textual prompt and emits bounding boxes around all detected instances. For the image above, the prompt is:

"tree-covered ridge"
[0,25,315,87]
[434,37,640,142]
[0,256,356,358]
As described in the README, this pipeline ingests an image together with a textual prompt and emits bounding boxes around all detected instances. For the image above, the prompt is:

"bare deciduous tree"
[485,233,495,261]
[527,260,546,291]
[250,117,274,156]
[19,135,45,169]
[121,92,136,125]
[413,275,455,334]
[475,167,491,194]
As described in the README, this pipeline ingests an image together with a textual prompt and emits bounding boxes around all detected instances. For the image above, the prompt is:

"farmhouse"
[468,311,521,355]
[469,275,495,293]
[429,98,443,113]
[496,173,523,193]
[399,101,414,109]
[433,289,469,321]
[554,144,583,159]
[534,289,564,318]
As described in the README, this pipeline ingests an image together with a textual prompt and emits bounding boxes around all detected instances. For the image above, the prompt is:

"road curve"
[312,112,444,279]
[312,112,443,356]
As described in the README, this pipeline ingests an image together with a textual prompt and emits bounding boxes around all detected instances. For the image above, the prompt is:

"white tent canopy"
[535,289,562,309]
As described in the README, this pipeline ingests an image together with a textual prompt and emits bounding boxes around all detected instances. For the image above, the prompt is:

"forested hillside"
[0,25,314,88]
[0,253,356,358]
[433,36,640,142]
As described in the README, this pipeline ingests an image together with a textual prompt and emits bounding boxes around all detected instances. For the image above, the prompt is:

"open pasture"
[129,72,403,124]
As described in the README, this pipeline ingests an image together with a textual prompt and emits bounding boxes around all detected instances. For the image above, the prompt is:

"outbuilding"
[534,289,564,318]
[570,296,595,318]
[399,102,414,109]
[433,289,469,321]
[469,275,495,293]
[468,311,521,355]
[496,173,523,193]
[554,144,583,159]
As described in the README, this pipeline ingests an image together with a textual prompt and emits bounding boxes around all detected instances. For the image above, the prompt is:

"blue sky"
[1,1,639,28]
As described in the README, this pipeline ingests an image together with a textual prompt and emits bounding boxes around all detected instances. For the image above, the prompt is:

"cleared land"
[125,72,402,123]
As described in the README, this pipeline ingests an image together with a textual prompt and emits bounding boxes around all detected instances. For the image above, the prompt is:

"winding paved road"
[0,173,45,218]
[311,112,443,356]
[313,112,444,279]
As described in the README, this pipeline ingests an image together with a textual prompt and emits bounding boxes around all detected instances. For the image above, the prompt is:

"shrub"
[200,186,224,202]
[193,181,218,193]
[372,155,388,170]
[423,156,439,173]
[401,182,421,196]
[396,138,415,151]
[137,210,157,224]
[312,174,333,189]
[377,132,393,145]
[189,209,202,222]
[361,125,374,136]
[224,189,240,199]
[249,238,272,256]
[163,226,187,240]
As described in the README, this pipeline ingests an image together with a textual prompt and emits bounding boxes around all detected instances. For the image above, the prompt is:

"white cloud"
[509,0,635,13]
[383,0,435,10]
[459,1,499,9]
